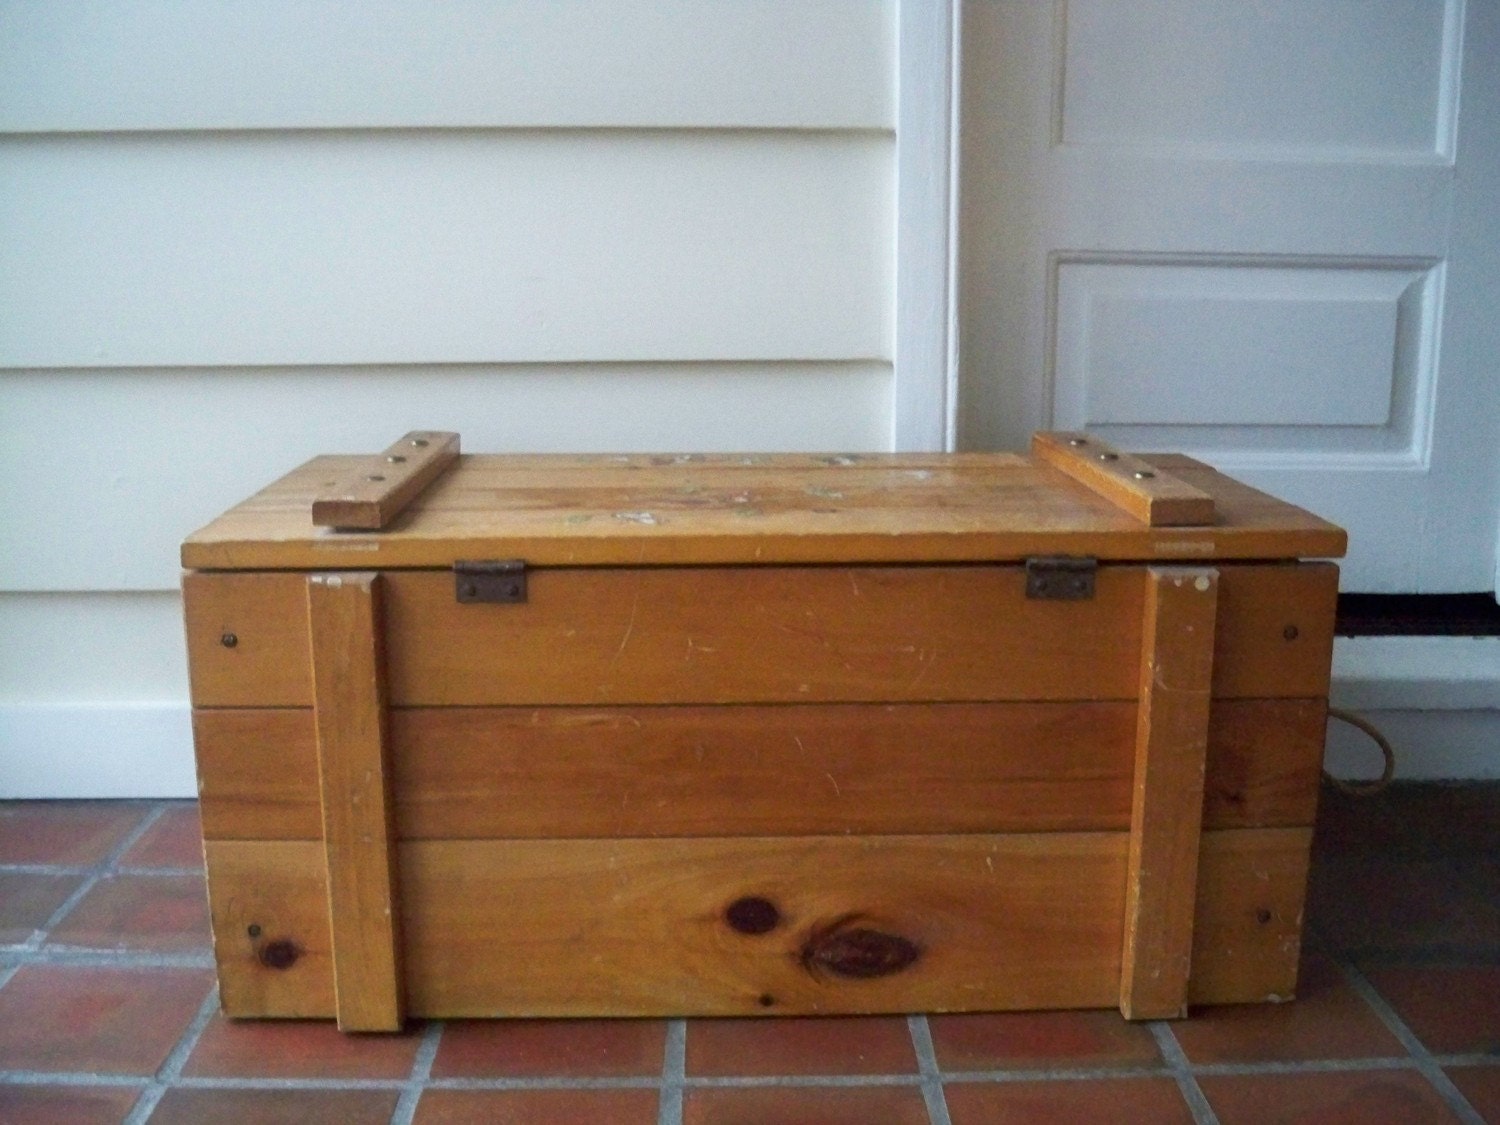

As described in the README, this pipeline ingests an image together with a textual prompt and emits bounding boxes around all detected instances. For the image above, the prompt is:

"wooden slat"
[1032,432,1217,527]
[203,840,335,1019]
[400,834,1129,1017]
[192,697,1328,840]
[199,827,1313,1020]
[1190,828,1314,1006]
[307,573,403,1031]
[311,432,460,531]
[1120,567,1218,1020]
[393,703,1134,838]
[194,708,320,840]
[183,562,1337,708]
[384,565,1145,706]
[182,572,310,708]
[1214,563,1338,698]
[181,451,1347,571]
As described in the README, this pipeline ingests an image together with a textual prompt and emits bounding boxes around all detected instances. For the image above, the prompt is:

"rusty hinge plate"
[455,560,527,604]
[1025,556,1097,601]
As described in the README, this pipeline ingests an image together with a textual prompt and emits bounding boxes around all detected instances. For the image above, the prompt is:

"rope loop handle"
[1324,707,1396,797]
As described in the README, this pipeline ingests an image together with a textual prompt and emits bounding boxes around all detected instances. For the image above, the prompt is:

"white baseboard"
[0,702,196,798]
[1324,708,1500,781]
[1327,636,1500,780]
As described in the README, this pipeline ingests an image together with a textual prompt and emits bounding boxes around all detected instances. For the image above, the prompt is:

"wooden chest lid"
[181,431,1346,571]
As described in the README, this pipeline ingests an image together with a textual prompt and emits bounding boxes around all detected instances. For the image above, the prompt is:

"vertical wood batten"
[1120,566,1219,1020]
[307,572,404,1032]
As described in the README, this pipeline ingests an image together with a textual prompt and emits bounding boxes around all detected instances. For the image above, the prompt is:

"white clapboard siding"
[0,0,894,132]
[0,132,892,369]
[0,363,892,592]
[0,594,189,703]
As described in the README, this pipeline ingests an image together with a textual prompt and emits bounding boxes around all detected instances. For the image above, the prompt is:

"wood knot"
[257,939,301,971]
[725,896,781,935]
[800,915,921,980]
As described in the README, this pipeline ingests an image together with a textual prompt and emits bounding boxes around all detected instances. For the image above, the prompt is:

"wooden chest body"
[181,433,1345,1030]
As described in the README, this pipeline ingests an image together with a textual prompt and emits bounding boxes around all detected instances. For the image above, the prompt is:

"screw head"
[1133,470,1156,480]
[1069,437,1089,446]
[367,474,386,482]
[220,632,238,649]
[1098,452,1120,462]
[247,923,261,939]
[1283,624,1300,641]
[387,455,407,464]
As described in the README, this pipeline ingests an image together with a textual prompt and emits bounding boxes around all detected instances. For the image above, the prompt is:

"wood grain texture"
[182,562,1337,709]
[203,840,334,1019]
[307,573,403,1031]
[181,451,1346,571]
[1189,828,1314,1006]
[194,708,320,840]
[191,697,1328,841]
[1213,563,1338,699]
[391,702,1135,838]
[399,834,1129,1017]
[383,565,1146,706]
[311,432,459,530]
[1032,432,1216,526]
[1120,568,1219,1020]
[182,571,310,707]
[198,828,1314,1019]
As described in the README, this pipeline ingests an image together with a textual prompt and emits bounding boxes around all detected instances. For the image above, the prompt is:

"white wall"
[0,1,899,796]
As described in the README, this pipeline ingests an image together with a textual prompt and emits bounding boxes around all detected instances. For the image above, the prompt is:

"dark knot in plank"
[799,915,921,980]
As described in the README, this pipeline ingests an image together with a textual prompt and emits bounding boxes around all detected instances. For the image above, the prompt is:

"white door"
[958,0,1500,592]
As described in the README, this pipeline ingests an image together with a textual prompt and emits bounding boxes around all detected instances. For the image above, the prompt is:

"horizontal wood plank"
[194,709,320,839]
[183,562,1334,709]
[200,828,1315,1018]
[182,572,310,708]
[1214,563,1338,699]
[182,452,1346,571]
[193,698,1326,840]
[1189,828,1314,1005]
[204,840,335,1018]
[383,565,1144,706]
[399,834,1129,1016]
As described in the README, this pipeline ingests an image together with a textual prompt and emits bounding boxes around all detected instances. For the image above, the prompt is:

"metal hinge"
[1025,556,1097,601]
[454,560,528,604]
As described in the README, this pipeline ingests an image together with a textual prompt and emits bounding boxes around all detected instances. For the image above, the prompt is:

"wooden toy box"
[181,432,1345,1031]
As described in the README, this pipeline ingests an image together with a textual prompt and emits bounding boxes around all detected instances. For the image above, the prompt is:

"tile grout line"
[8,1055,1489,1095]
[1331,955,1487,1125]
[907,1014,953,1125]
[0,947,215,969]
[389,1020,444,1125]
[1150,1022,1220,1125]
[657,1018,686,1125]
[16,803,172,955]
[122,983,221,1125]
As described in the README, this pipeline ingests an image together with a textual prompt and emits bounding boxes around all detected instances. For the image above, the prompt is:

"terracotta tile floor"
[0,786,1495,1124]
